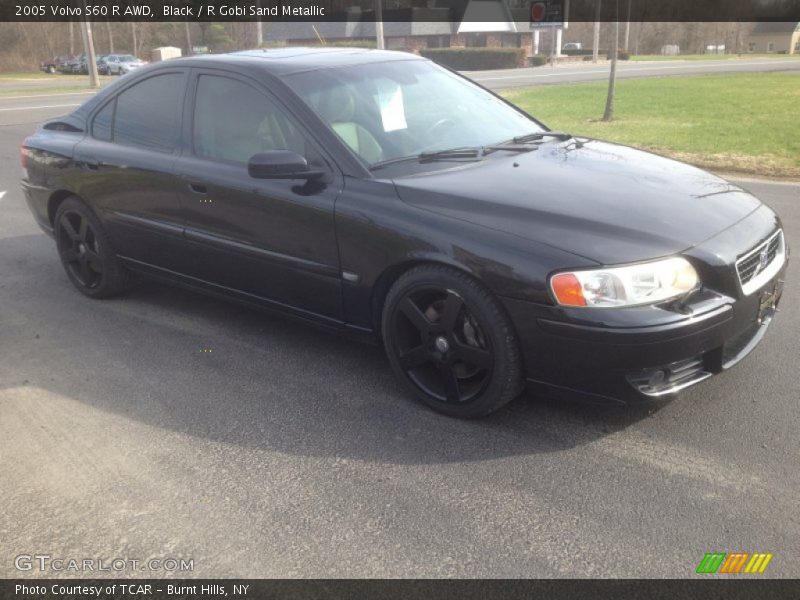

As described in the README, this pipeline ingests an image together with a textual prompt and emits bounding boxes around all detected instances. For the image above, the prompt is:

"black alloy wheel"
[383,265,524,418]
[54,196,130,298]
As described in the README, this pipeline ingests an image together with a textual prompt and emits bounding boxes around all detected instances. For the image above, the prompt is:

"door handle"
[188,182,207,194]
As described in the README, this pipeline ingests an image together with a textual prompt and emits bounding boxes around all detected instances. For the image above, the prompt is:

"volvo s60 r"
[21,48,788,418]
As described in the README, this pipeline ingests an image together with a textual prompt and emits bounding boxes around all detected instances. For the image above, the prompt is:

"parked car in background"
[96,55,110,75]
[105,54,146,75]
[562,42,583,51]
[40,55,72,74]
[60,55,83,74]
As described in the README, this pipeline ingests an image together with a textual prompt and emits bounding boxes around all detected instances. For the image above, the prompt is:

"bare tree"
[105,20,114,53]
[623,0,631,51]
[592,0,602,62]
[602,8,620,121]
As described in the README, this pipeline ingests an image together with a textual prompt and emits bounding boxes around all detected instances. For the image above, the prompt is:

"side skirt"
[118,256,379,346]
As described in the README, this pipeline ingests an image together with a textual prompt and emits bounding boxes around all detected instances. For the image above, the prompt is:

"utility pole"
[255,0,263,47]
[592,0,601,62]
[80,20,100,88]
[131,22,137,56]
[375,0,385,50]
[185,22,192,55]
[602,9,619,121]
[69,21,75,55]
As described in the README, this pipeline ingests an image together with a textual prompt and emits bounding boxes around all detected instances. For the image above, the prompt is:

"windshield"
[119,55,137,62]
[283,59,544,168]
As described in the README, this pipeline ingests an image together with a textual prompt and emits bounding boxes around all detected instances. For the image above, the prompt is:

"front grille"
[736,230,783,288]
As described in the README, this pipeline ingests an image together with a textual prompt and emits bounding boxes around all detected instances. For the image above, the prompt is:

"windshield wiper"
[510,131,573,144]
[370,147,482,171]
[419,147,481,160]
[483,144,540,155]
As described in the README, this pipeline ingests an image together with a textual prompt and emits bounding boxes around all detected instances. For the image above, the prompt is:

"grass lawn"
[501,73,800,178]
[629,53,798,61]
[0,72,64,80]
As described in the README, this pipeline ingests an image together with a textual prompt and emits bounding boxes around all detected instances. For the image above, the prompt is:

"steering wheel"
[426,118,457,141]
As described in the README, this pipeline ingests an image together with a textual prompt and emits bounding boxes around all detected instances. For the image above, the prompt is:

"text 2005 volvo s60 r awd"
[21,48,788,418]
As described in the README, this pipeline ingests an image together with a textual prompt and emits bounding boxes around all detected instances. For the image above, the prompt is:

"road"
[1,102,799,579]
[466,57,800,89]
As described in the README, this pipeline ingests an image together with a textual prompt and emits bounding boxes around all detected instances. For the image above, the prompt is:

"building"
[745,22,800,54]
[262,1,539,62]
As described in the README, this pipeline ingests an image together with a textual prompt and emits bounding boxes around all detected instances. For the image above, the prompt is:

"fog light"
[627,356,712,397]
[648,369,667,388]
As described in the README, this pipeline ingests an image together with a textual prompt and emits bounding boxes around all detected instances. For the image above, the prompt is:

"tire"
[54,196,130,299]
[382,265,524,418]
[47,65,56,74]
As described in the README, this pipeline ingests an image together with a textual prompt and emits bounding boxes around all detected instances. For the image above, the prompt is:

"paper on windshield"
[375,81,407,133]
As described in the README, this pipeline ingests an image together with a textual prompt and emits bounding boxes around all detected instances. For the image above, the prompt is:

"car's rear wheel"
[47,65,56,74]
[382,265,524,418]
[54,197,130,299]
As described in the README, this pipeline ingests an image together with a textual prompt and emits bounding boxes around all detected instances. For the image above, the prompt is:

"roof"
[751,21,800,35]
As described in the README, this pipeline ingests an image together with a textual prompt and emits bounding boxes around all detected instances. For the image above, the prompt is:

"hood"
[394,139,762,265]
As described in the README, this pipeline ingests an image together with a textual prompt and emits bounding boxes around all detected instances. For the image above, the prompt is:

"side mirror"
[247,151,325,180]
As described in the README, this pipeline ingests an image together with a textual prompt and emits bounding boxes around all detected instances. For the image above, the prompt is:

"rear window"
[112,73,184,152]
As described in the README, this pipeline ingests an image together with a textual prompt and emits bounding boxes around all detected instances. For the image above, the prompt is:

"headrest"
[318,86,356,124]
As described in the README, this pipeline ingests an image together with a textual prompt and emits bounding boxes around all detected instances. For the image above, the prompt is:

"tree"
[602,6,620,122]
[105,20,114,53]
[592,0,601,62]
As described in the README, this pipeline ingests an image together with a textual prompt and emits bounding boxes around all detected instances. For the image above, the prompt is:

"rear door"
[73,69,192,273]
[174,69,344,322]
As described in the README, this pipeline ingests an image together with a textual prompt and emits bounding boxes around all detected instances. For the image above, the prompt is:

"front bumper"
[501,255,788,405]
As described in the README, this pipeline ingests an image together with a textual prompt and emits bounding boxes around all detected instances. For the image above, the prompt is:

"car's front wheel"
[382,265,524,418]
[54,196,130,299]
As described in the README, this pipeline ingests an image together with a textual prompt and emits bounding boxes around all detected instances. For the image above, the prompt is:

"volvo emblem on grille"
[755,246,770,274]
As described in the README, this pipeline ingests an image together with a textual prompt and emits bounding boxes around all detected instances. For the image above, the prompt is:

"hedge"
[563,48,631,60]
[324,39,378,49]
[261,39,378,49]
[419,47,525,70]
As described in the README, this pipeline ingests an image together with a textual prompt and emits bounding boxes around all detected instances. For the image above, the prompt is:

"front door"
[175,70,343,322]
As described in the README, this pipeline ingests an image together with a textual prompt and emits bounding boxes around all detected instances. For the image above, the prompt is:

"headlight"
[550,257,698,308]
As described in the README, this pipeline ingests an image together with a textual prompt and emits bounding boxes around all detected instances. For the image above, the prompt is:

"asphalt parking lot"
[1,103,799,578]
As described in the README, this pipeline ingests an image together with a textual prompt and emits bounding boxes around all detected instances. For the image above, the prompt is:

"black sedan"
[20,49,788,418]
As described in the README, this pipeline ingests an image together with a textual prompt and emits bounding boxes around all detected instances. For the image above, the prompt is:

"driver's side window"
[193,74,306,165]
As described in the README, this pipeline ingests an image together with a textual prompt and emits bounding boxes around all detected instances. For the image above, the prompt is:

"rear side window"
[113,73,184,152]
[92,100,113,141]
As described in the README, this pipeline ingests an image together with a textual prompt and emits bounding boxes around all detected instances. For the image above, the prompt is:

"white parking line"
[0,103,81,112]
[0,91,96,101]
